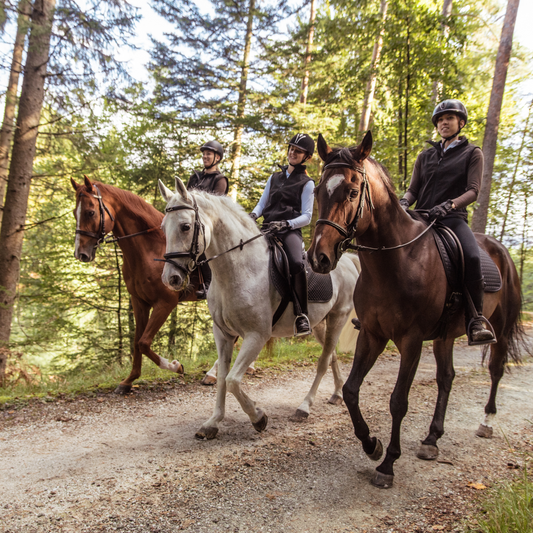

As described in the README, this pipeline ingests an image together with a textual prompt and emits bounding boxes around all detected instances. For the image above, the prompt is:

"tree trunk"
[518,193,528,284]
[0,0,31,226]
[499,98,532,241]
[403,22,410,192]
[358,0,388,132]
[299,0,317,105]
[431,0,453,104]
[114,243,124,362]
[229,0,255,201]
[471,0,520,234]
[0,0,56,383]
[167,306,178,352]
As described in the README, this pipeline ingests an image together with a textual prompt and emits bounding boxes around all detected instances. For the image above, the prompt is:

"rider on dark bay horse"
[399,99,495,345]
[187,140,229,299]
[250,133,315,337]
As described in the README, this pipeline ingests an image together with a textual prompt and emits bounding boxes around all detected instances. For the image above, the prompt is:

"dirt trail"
[1,332,532,533]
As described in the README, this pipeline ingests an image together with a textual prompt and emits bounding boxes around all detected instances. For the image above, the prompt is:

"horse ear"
[158,179,174,203]
[317,134,332,162]
[83,174,94,192]
[351,131,373,162]
[174,176,192,202]
[70,177,80,191]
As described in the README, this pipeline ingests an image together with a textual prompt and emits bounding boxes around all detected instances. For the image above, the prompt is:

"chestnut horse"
[308,132,527,488]
[71,176,198,393]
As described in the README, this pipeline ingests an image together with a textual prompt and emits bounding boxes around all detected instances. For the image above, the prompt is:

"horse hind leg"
[476,338,508,439]
[418,337,455,460]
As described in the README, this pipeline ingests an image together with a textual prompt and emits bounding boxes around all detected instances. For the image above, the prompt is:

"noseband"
[75,184,115,247]
[316,160,373,262]
[154,197,206,277]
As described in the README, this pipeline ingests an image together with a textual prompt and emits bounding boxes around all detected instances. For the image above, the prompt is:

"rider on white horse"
[187,140,229,299]
[250,133,315,337]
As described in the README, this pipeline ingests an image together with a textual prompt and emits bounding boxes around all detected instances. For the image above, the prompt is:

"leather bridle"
[315,160,374,262]
[75,184,115,247]
[315,158,436,261]
[155,196,206,277]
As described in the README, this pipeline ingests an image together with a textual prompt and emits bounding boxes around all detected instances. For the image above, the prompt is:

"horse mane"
[94,182,164,226]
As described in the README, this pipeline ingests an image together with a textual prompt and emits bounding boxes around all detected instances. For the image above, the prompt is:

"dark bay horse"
[71,176,199,393]
[308,132,527,488]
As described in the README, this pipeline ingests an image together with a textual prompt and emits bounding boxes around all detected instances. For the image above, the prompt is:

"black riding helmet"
[200,140,224,170]
[431,99,468,127]
[288,133,315,157]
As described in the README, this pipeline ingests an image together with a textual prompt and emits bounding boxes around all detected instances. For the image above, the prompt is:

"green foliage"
[466,458,533,533]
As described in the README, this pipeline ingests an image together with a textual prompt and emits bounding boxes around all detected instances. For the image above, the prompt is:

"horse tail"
[344,253,361,275]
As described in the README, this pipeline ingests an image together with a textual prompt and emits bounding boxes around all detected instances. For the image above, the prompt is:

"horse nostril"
[79,253,90,262]
[169,275,181,287]
[318,253,331,271]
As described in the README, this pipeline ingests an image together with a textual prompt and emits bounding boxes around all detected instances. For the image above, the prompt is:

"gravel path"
[1,332,532,533]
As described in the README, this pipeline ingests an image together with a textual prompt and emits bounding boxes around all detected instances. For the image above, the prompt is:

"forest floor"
[1,329,532,533]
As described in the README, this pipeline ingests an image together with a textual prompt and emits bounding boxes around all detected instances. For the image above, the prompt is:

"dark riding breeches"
[440,216,481,284]
[277,230,305,275]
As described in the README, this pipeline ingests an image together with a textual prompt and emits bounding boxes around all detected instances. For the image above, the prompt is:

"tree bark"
[0,0,31,226]
[229,0,255,201]
[358,0,388,132]
[471,0,520,234]
[0,0,56,383]
[299,0,317,105]
[431,0,453,104]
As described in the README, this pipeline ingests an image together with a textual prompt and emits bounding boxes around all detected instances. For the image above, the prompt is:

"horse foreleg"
[226,333,270,432]
[142,301,184,374]
[343,330,388,463]
[201,359,218,386]
[196,325,234,440]
[374,337,423,489]
[477,339,507,438]
[115,297,150,394]
[418,337,455,460]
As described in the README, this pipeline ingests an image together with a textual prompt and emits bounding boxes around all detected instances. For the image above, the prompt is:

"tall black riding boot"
[195,260,212,300]
[464,278,496,345]
[292,269,311,337]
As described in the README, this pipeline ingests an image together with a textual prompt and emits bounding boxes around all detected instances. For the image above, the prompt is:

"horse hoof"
[201,375,217,386]
[289,409,309,422]
[417,443,439,461]
[195,426,218,440]
[366,438,383,461]
[170,360,184,374]
[245,366,255,376]
[114,384,131,395]
[327,394,343,406]
[370,470,394,489]
[476,424,493,439]
[252,412,268,433]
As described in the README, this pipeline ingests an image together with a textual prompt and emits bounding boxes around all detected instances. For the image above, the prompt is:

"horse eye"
[349,189,359,200]
[181,223,191,232]
[87,210,95,217]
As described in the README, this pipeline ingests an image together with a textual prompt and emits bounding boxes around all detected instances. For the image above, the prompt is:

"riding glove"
[399,198,410,211]
[428,200,454,220]
[249,212,258,221]
[265,220,290,233]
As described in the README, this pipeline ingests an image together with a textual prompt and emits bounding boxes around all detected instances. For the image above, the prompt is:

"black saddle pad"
[433,225,502,293]
[268,240,333,303]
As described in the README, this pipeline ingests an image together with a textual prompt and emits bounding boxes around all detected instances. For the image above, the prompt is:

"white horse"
[159,178,360,439]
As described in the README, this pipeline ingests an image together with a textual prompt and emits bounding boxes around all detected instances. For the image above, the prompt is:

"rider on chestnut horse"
[249,133,316,337]
[399,99,495,345]
[187,140,229,299]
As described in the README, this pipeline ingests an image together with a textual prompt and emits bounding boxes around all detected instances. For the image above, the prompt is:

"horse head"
[71,175,116,262]
[309,132,374,274]
[159,177,209,292]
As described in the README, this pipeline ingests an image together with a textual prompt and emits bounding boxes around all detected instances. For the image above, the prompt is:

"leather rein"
[315,159,435,260]
[75,184,159,248]
[155,195,271,277]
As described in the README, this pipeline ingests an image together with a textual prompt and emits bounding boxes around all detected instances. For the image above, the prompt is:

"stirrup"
[196,284,208,300]
[467,316,497,346]
[294,314,311,337]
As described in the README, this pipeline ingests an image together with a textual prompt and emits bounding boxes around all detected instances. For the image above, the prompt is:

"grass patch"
[466,458,533,533]
[0,336,356,407]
